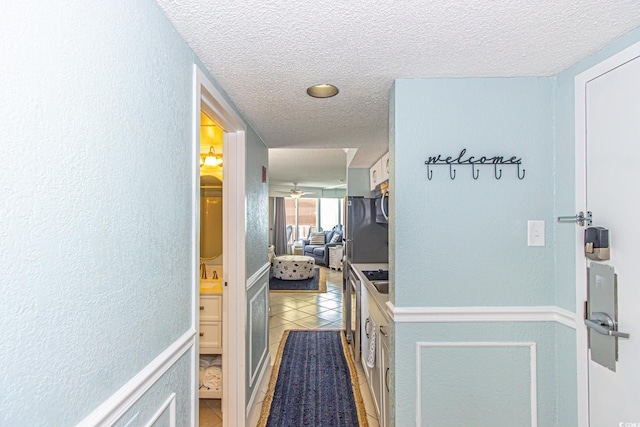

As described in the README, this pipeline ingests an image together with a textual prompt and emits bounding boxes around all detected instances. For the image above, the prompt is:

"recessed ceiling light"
[306,84,339,98]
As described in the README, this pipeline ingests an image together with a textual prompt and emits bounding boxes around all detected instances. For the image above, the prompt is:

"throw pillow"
[330,233,342,243]
[309,232,325,245]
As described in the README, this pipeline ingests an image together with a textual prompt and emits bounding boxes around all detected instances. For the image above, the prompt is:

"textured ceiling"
[157,0,640,175]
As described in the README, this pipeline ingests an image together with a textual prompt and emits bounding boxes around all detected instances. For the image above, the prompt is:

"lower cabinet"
[200,292,223,399]
[360,284,390,427]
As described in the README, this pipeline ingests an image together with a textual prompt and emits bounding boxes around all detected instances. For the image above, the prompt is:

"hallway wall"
[0,0,268,425]
[390,77,561,426]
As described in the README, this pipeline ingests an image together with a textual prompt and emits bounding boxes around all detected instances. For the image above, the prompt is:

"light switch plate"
[528,220,545,246]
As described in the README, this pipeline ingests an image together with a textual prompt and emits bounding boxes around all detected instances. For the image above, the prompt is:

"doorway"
[193,65,247,427]
[574,42,640,426]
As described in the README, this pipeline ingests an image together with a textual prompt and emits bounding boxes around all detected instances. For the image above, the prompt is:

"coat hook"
[517,163,526,179]
[494,164,502,180]
[449,164,456,180]
[427,164,433,180]
[472,164,479,180]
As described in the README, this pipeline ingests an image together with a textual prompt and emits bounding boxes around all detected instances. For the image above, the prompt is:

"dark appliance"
[343,197,389,361]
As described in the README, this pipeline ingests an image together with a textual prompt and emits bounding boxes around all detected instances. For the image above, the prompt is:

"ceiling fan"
[275,183,307,199]
[287,183,306,199]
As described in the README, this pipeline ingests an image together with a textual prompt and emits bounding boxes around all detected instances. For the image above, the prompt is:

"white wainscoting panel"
[247,263,270,291]
[76,329,195,427]
[249,279,269,386]
[144,393,176,427]
[388,303,576,329]
[416,342,538,427]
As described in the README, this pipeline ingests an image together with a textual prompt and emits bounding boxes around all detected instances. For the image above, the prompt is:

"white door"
[577,47,640,426]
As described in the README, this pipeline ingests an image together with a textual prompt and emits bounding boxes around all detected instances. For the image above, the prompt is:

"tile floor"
[199,266,380,427]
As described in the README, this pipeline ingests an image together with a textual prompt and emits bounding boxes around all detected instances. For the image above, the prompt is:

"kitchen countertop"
[350,263,390,320]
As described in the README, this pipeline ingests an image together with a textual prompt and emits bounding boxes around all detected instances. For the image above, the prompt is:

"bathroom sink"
[200,278,223,292]
[370,280,389,294]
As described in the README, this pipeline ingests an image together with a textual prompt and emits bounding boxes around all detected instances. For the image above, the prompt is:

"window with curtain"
[285,198,342,242]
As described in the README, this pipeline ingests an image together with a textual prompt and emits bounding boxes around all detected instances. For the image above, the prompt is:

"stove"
[362,269,388,281]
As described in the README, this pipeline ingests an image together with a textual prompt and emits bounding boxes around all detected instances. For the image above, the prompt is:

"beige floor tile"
[317,299,342,310]
[268,303,295,315]
[323,320,344,329]
[269,315,294,328]
[275,309,313,322]
[294,316,332,329]
[316,308,342,322]
[295,304,332,315]
[280,299,315,309]
[199,402,222,427]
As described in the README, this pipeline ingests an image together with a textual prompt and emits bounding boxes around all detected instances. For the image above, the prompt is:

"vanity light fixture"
[306,84,339,98]
[201,146,222,167]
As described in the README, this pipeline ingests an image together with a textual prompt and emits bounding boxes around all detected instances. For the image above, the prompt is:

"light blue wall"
[391,77,560,426]
[0,0,269,424]
[393,77,556,308]
[244,126,270,407]
[347,168,375,197]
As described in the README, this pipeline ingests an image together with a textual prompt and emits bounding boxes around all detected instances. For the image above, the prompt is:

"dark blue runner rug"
[269,268,326,293]
[258,330,368,427]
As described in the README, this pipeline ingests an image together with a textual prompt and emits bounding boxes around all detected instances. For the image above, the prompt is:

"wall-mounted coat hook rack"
[424,149,525,181]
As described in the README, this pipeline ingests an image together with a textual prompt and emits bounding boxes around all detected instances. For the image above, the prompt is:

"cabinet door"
[360,284,370,380]
[366,291,382,418]
[379,325,390,427]
[370,159,382,191]
[200,321,222,352]
[380,152,389,183]
[200,294,222,321]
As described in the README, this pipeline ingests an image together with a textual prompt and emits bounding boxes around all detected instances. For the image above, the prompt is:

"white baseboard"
[76,328,196,427]
[387,303,576,329]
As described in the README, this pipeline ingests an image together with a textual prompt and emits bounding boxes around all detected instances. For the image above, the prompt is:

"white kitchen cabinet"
[360,282,390,427]
[369,158,382,191]
[380,152,390,183]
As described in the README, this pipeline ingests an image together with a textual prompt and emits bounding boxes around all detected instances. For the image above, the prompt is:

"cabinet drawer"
[200,295,222,321]
[200,321,222,351]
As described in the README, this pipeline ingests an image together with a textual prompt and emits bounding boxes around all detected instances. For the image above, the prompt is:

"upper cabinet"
[380,152,389,183]
[370,158,383,191]
[370,152,389,191]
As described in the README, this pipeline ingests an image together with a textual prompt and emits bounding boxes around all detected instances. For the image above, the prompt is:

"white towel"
[199,355,222,370]
[202,366,223,391]
[366,316,376,369]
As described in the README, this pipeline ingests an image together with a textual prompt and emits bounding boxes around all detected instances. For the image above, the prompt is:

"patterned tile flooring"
[199,266,380,427]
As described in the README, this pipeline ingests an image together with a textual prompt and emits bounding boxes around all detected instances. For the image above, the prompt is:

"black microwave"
[375,191,389,224]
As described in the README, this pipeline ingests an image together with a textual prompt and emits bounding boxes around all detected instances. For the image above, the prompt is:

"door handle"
[585,312,630,339]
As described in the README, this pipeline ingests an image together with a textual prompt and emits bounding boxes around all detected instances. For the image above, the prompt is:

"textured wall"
[244,125,270,408]
[391,77,560,425]
[245,126,270,276]
[0,0,194,424]
[393,77,555,308]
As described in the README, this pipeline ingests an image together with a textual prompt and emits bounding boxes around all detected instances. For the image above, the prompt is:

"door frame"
[574,40,640,427]
[193,65,247,427]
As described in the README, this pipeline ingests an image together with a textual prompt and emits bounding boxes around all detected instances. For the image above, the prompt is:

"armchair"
[301,230,343,266]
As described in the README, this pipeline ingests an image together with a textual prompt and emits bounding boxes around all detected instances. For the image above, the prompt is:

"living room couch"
[301,230,343,266]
